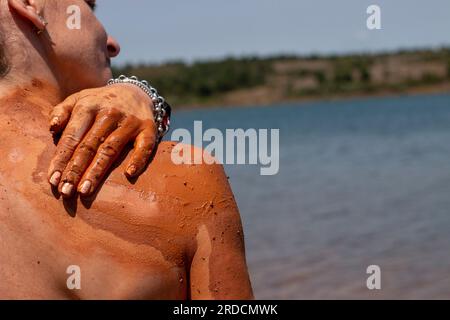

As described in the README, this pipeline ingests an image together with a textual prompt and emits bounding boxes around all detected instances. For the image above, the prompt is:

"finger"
[125,124,157,178]
[47,109,96,187]
[49,94,79,134]
[58,109,123,197]
[78,117,140,196]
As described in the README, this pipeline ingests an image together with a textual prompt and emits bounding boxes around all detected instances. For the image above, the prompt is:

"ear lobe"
[8,0,47,31]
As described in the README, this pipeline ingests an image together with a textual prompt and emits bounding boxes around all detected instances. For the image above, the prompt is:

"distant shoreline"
[113,47,450,111]
[177,83,450,110]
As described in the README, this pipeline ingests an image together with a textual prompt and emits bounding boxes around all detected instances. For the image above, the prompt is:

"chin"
[88,67,113,88]
[101,67,113,84]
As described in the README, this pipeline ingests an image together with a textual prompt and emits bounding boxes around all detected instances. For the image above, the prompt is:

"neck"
[0,76,64,123]
[0,77,65,147]
[0,13,66,112]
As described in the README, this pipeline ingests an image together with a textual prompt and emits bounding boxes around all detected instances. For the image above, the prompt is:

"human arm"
[188,161,254,300]
[47,83,162,197]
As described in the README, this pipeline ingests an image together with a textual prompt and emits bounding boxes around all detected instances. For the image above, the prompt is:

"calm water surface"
[171,94,450,299]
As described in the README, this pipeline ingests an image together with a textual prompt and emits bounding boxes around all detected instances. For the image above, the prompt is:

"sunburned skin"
[0,82,253,300]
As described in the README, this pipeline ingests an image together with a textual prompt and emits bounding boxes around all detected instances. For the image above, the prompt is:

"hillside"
[112,48,450,108]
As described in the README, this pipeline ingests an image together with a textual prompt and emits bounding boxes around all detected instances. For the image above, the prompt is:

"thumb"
[49,94,79,134]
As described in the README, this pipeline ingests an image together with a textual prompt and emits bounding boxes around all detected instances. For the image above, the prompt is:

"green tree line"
[112,48,450,106]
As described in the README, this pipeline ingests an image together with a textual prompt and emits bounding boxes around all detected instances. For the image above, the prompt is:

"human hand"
[47,83,157,197]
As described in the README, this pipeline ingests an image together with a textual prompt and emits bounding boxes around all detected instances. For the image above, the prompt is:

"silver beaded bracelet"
[107,75,171,141]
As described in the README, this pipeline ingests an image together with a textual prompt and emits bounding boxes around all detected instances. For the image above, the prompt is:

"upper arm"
[186,155,253,300]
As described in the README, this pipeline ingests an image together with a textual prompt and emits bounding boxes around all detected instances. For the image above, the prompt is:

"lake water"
[170,93,450,299]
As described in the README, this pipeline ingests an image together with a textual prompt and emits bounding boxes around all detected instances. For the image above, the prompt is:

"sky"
[96,0,450,66]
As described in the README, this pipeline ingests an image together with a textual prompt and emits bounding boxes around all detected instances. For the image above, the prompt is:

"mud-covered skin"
[47,83,157,197]
[0,85,253,300]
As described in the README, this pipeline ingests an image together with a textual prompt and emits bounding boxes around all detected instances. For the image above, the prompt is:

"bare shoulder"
[90,141,251,298]
[154,142,252,299]
[148,141,244,237]
[148,141,240,222]
[157,141,246,251]
[91,141,244,244]
[96,140,241,219]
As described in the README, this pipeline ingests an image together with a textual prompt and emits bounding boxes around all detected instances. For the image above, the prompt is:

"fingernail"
[50,117,59,127]
[127,165,137,176]
[79,180,92,195]
[61,183,74,196]
[49,171,61,186]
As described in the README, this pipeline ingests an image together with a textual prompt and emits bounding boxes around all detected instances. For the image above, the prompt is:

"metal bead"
[106,75,171,139]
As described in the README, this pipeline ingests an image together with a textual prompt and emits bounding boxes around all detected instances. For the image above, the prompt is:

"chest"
[0,124,190,299]
[0,197,188,299]
[0,179,188,300]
